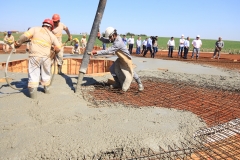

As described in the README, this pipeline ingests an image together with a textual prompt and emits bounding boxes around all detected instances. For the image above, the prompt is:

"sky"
[1,0,240,41]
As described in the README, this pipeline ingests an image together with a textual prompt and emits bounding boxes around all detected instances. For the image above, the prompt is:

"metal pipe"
[75,0,107,93]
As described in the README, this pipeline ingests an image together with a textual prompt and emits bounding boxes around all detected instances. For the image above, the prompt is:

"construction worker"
[81,34,87,49]
[14,19,61,99]
[91,27,144,92]
[52,13,72,75]
[3,31,16,53]
[71,38,80,54]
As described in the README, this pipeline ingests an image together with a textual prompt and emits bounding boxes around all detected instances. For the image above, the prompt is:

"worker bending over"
[15,19,61,99]
[91,27,144,92]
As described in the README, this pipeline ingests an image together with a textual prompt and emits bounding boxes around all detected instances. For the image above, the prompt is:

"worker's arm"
[52,36,61,54]
[64,27,72,41]
[98,36,111,44]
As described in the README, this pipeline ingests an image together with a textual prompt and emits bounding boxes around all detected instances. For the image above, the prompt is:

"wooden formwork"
[0,58,113,75]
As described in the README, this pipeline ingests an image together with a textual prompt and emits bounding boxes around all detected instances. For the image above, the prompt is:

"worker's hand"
[68,35,72,41]
[87,50,97,56]
[97,32,101,38]
[14,41,21,48]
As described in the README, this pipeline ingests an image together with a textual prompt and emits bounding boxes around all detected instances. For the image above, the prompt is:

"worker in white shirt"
[183,37,190,59]
[127,35,134,54]
[167,37,175,57]
[178,34,185,58]
[191,35,202,59]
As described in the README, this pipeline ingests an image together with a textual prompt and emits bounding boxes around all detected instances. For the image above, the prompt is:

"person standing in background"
[167,37,175,57]
[178,34,185,58]
[141,38,147,54]
[81,34,87,48]
[136,36,141,54]
[183,37,190,59]
[212,37,224,59]
[152,36,158,58]
[127,35,134,54]
[191,35,202,59]
[143,36,153,57]
[122,35,128,46]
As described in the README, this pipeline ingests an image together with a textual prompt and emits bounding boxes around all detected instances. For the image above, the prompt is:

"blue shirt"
[146,38,152,47]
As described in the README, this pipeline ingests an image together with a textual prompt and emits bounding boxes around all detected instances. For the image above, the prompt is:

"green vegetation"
[2,32,240,53]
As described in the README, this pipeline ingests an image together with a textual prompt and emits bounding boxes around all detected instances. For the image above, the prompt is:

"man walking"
[167,37,175,57]
[178,34,185,58]
[143,36,153,57]
[127,35,134,54]
[14,19,61,98]
[183,37,190,59]
[3,31,16,53]
[191,35,202,59]
[122,35,128,46]
[136,36,141,54]
[212,37,224,59]
[52,13,72,75]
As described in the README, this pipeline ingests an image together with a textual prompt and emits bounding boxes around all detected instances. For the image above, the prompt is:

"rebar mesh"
[80,75,240,159]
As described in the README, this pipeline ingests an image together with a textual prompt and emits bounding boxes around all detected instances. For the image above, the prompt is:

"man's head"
[42,19,54,31]
[138,36,141,40]
[218,37,222,41]
[105,27,117,42]
[171,37,174,40]
[196,35,200,39]
[52,14,60,26]
[181,34,184,38]
[187,37,190,40]
[7,31,12,37]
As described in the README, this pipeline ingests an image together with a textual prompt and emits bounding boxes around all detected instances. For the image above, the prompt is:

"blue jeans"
[152,47,158,58]
[178,46,184,57]
[192,48,200,58]
[168,46,174,57]
[102,43,106,50]
[136,46,141,54]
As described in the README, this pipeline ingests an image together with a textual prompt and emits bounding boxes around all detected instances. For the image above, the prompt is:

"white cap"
[181,34,184,37]
[196,35,200,37]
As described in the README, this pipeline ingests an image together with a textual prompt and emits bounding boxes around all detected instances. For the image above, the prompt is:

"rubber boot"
[110,76,121,89]
[44,86,50,94]
[29,87,37,99]
[58,65,63,75]
[136,78,144,91]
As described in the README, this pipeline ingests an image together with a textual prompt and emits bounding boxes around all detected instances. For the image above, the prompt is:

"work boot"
[136,78,144,91]
[110,76,121,89]
[44,86,50,94]
[58,65,63,75]
[29,87,37,99]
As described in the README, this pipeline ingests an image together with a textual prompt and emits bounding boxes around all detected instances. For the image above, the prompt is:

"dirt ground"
[0,52,239,159]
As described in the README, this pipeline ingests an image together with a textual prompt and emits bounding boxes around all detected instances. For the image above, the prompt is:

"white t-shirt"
[192,39,202,48]
[167,40,175,46]
[179,38,185,47]
[128,38,134,44]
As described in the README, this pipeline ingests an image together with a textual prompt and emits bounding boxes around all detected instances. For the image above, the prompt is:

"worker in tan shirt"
[3,31,16,53]
[81,34,87,48]
[52,14,72,75]
[14,19,61,99]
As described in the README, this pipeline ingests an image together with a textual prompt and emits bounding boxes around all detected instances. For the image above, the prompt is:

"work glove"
[14,41,21,48]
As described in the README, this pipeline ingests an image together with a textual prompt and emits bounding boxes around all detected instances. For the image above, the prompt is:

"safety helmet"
[52,14,60,22]
[196,35,200,38]
[105,27,115,39]
[7,31,12,34]
[42,19,54,30]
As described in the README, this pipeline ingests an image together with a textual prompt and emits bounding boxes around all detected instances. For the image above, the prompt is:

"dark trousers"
[129,44,133,54]
[168,46,174,57]
[152,47,158,58]
[184,47,189,59]
[141,45,146,54]
[143,47,152,57]
[178,46,184,57]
